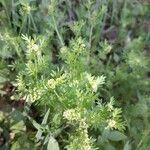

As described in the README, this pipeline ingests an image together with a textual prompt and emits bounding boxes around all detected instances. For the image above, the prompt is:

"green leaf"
[42,109,50,125]
[26,112,42,131]
[36,109,50,140]
[0,76,7,83]
[108,131,127,141]
[104,143,116,150]
[10,121,26,133]
[11,135,35,150]
[11,110,25,122]
[102,128,110,141]
[123,141,131,150]
[113,53,120,63]
[47,136,60,150]
[11,141,21,150]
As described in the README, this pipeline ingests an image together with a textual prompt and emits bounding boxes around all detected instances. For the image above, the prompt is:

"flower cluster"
[63,109,81,121]
[63,107,94,149]
[26,87,43,102]
[107,119,117,129]
[47,73,66,89]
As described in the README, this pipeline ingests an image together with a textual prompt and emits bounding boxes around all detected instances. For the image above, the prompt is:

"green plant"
[16,35,125,149]
[0,0,149,149]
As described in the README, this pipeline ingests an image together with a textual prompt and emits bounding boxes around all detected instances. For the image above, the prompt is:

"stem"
[52,16,64,47]
[30,13,38,32]
[54,90,66,108]
[19,15,27,35]
[89,25,93,49]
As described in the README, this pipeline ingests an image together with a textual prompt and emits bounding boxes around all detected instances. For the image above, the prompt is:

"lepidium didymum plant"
[16,35,125,149]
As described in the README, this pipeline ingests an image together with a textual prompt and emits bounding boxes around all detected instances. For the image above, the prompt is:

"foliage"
[0,0,150,150]
[16,35,125,149]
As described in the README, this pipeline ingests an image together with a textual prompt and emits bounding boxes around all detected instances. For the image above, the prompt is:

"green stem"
[52,16,64,47]
[89,25,93,49]
[19,15,27,35]
[54,90,66,108]
[30,13,38,32]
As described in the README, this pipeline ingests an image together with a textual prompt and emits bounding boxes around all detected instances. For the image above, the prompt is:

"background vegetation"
[0,0,150,150]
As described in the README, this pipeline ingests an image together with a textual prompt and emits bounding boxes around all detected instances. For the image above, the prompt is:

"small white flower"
[32,44,39,52]
[107,119,116,129]
[60,46,67,54]
[47,79,56,89]
[63,109,81,121]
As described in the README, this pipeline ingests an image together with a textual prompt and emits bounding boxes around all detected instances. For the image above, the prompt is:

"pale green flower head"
[107,119,117,130]
[63,109,81,121]
[47,73,66,89]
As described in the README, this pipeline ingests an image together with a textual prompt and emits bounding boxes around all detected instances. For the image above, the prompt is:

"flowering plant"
[16,36,125,149]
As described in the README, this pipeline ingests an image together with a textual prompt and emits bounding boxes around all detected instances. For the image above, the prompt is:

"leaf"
[31,119,42,130]
[47,136,60,150]
[108,131,127,141]
[10,120,26,133]
[113,53,120,63]
[33,120,43,140]
[104,143,116,150]
[42,109,50,125]
[26,114,43,140]
[36,109,50,140]
[11,135,36,150]
[102,128,110,141]
[11,141,21,150]
[25,111,42,131]
[123,141,131,150]
[0,76,7,83]
[11,110,25,122]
